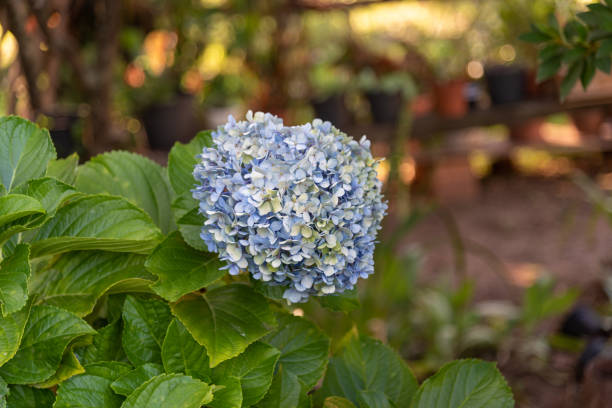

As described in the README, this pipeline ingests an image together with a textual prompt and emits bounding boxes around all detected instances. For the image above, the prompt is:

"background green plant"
[0,115,514,407]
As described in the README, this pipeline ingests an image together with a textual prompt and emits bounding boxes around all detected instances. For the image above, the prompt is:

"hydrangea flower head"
[193,111,387,302]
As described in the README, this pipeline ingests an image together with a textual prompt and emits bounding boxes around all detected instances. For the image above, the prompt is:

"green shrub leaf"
[78,319,124,365]
[0,302,30,366]
[212,341,281,406]
[168,130,212,196]
[5,385,54,408]
[176,207,207,251]
[145,232,224,302]
[31,195,162,257]
[0,305,95,384]
[13,177,78,216]
[0,195,45,244]
[76,151,175,233]
[255,366,310,408]
[171,284,276,367]
[54,362,132,408]
[0,116,56,193]
[264,313,330,389]
[161,318,211,381]
[45,153,79,185]
[0,244,30,316]
[317,288,360,313]
[318,335,417,408]
[110,363,164,397]
[209,376,242,408]
[409,359,514,408]
[121,295,172,366]
[33,348,84,388]
[37,251,151,317]
[120,373,213,408]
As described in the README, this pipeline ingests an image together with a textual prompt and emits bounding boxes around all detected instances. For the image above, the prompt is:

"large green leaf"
[255,366,310,408]
[161,319,211,381]
[0,195,45,245]
[37,251,152,316]
[33,348,84,388]
[78,319,124,365]
[212,341,280,407]
[30,195,162,257]
[122,295,172,366]
[0,302,30,366]
[0,244,30,316]
[46,152,79,185]
[110,363,164,397]
[0,116,56,193]
[146,232,224,302]
[264,313,329,389]
[120,373,213,408]
[176,207,207,251]
[5,385,54,408]
[318,335,418,408]
[75,151,175,233]
[323,397,356,408]
[54,362,132,408]
[171,284,276,367]
[209,376,242,408]
[168,130,212,196]
[317,289,360,313]
[13,177,78,215]
[0,305,95,384]
[0,377,6,408]
[410,360,514,408]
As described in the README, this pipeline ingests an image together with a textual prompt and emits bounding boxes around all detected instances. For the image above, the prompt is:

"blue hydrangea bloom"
[193,111,387,303]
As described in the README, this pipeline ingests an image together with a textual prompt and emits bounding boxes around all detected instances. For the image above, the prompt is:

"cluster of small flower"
[193,111,387,302]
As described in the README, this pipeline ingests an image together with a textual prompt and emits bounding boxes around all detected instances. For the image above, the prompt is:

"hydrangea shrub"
[0,115,514,407]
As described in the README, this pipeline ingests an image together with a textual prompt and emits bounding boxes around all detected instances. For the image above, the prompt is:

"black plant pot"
[485,65,526,106]
[46,113,80,158]
[141,93,201,150]
[312,94,349,127]
[365,91,402,124]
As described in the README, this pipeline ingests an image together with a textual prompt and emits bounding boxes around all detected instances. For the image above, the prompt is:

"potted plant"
[309,64,351,127]
[357,68,416,124]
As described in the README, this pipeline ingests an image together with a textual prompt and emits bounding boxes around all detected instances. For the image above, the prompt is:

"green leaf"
[171,191,198,221]
[5,385,54,408]
[171,284,276,367]
[562,47,587,64]
[46,152,79,185]
[581,55,597,89]
[161,319,211,381]
[0,244,30,316]
[538,44,564,61]
[536,55,561,83]
[519,26,551,43]
[54,362,132,408]
[323,397,356,408]
[212,341,281,406]
[122,295,172,366]
[317,288,360,312]
[357,390,392,408]
[0,116,56,193]
[120,373,214,408]
[168,130,212,196]
[31,195,162,257]
[560,60,583,101]
[264,313,329,389]
[318,335,417,408]
[33,348,84,388]
[596,55,612,73]
[409,360,514,408]
[13,177,78,215]
[36,251,152,317]
[176,207,207,251]
[110,363,164,397]
[597,38,612,59]
[0,194,44,230]
[78,319,124,365]
[0,302,30,366]
[209,376,242,408]
[146,232,224,302]
[0,377,6,408]
[75,151,175,233]
[586,4,612,30]
[0,305,95,384]
[255,366,310,408]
